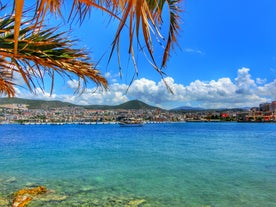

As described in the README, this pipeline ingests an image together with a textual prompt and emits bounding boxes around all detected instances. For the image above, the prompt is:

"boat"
[118,118,145,127]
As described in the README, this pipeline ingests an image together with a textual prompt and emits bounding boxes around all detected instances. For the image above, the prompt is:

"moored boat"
[119,118,145,127]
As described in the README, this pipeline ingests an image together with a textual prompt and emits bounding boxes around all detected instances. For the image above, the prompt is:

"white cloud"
[105,72,111,78]
[234,67,256,94]
[104,71,120,83]
[17,88,57,100]
[256,78,267,85]
[67,80,80,89]
[184,48,205,55]
[257,80,276,99]
[11,67,276,109]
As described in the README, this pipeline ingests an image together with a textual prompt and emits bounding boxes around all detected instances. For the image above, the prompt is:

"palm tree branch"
[161,0,181,67]
[0,14,108,96]
[10,0,182,94]
[0,59,16,97]
[13,0,24,55]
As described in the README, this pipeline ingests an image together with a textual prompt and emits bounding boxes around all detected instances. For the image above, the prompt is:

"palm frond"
[161,0,181,68]
[14,0,24,55]
[10,0,182,95]
[107,0,181,93]
[0,58,16,97]
[107,0,181,76]
[12,0,182,70]
[0,14,108,96]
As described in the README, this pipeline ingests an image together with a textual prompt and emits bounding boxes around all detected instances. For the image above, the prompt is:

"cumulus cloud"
[257,80,276,99]
[184,48,205,55]
[256,78,267,85]
[234,67,256,94]
[11,67,276,109]
[17,88,57,100]
[104,71,120,83]
[67,79,80,89]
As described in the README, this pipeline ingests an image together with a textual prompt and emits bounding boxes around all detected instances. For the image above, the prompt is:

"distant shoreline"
[1,120,276,125]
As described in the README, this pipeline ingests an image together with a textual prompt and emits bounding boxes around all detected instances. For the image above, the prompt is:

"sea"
[0,122,275,207]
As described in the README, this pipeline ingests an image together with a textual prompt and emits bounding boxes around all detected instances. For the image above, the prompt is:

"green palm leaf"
[0,13,108,97]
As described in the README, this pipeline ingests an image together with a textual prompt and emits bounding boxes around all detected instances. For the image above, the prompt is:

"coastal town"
[1,100,276,124]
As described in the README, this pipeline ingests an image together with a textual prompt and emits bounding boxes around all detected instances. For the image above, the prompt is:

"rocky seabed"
[0,177,149,207]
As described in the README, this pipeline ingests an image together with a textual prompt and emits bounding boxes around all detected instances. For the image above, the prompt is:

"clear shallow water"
[0,123,275,206]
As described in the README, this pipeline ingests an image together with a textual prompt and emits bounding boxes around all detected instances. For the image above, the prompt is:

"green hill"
[0,98,159,110]
[114,100,158,110]
[83,100,160,110]
[0,98,77,109]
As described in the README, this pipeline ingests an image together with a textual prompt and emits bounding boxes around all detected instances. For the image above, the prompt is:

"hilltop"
[110,100,159,110]
[0,98,161,110]
[0,98,250,112]
[0,98,77,109]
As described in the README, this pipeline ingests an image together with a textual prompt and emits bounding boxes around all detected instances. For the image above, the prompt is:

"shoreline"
[1,120,276,125]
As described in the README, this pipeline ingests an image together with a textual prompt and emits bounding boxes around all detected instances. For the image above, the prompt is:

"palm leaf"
[0,13,108,96]
[10,0,181,95]
[11,0,182,72]
[14,0,24,55]
[0,58,16,97]
[161,0,181,68]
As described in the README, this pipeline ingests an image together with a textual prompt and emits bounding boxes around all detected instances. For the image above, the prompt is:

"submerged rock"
[12,195,32,207]
[6,177,16,183]
[14,186,47,197]
[125,199,146,207]
[100,196,146,207]
[38,194,67,202]
[12,186,47,207]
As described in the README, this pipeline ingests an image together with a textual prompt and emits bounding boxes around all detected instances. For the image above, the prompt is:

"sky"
[4,0,276,109]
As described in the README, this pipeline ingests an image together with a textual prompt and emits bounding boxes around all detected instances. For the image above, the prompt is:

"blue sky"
[6,0,276,109]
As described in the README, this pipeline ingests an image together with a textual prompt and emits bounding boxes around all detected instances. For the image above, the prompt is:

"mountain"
[81,100,160,110]
[113,100,159,110]
[0,98,77,109]
[0,98,159,110]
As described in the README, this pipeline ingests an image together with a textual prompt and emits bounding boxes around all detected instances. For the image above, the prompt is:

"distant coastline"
[1,120,276,125]
[1,98,276,124]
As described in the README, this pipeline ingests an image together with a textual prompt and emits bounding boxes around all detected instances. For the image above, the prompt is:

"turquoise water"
[0,123,276,206]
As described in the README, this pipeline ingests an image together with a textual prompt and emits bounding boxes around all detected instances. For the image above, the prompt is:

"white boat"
[119,118,145,127]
